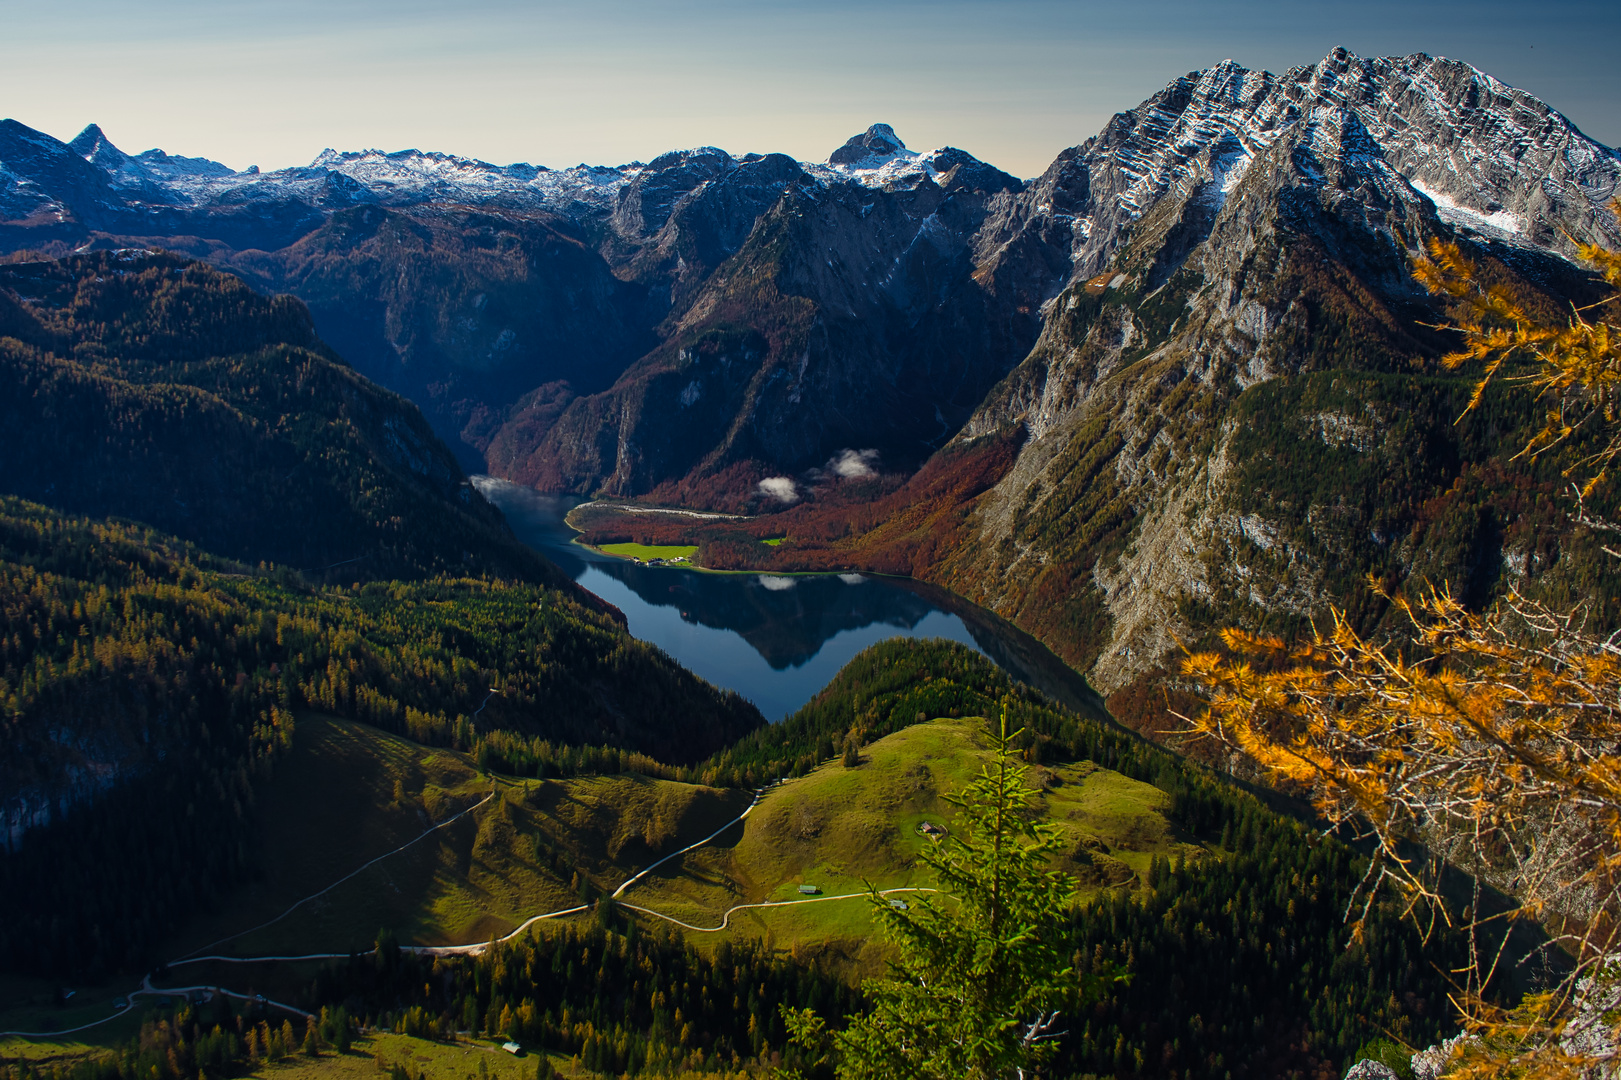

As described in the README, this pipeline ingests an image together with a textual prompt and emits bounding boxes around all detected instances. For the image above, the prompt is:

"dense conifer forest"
[699,641,1465,1077]
[11,624,1466,1077]
[0,497,761,977]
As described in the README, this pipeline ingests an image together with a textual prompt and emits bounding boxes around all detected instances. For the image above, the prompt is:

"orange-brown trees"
[1185,226,1621,1077]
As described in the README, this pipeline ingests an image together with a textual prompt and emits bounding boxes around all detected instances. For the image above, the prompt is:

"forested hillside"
[0,250,549,583]
[0,497,761,977]
[696,640,1466,1076]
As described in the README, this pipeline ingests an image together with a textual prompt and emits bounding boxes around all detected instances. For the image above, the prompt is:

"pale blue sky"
[2,0,1616,178]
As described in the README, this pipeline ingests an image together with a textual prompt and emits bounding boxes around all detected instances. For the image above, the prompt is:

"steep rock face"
[65,124,183,204]
[976,49,1616,292]
[608,152,814,293]
[0,119,125,227]
[0,118,1038,489]
[828,122,911,168]
[501,151,1047,501]
[928,49,1620,706]
[609,146,736,240]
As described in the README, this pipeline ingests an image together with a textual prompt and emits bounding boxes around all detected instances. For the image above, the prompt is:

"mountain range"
[4,45,1620,737]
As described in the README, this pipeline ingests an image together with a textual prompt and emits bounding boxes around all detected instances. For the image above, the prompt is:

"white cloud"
[757,575,797,591]
[839,573,866,584]
[827,448,880,478]
[757,476,799,503]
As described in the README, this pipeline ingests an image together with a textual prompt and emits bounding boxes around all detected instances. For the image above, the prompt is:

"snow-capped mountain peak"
[1011,47,1620,278]
[2,49,1612,264]
[815,123,1021,191]
[67,124,118,161]
[826,122,918,174]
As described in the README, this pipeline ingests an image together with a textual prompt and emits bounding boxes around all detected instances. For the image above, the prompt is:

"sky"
[2,0,1617,179]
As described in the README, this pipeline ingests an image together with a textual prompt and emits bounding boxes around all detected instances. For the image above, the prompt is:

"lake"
[473,476,1101,722]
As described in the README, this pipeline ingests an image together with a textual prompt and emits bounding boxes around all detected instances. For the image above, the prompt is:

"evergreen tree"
[785,708,1122,1079]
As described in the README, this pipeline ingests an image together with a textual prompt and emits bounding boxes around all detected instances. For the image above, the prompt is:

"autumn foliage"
[1186,224,1621,1075]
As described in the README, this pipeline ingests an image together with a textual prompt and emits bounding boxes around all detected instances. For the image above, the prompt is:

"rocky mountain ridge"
[5,50,1611,495]
[923,48,1621,709]
[1,117,1006,224]
[518,47,1619,506]
[0,109,1033,474]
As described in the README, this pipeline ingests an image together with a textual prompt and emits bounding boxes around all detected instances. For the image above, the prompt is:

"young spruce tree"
[783,708,1121,1080]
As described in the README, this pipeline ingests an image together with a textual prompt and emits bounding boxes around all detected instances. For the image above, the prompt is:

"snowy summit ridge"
[0,48,1613,259]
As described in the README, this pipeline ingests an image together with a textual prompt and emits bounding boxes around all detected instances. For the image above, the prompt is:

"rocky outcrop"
[1342,1061,1399,1080]
[915,49,1620,702]
[828,123,909,167]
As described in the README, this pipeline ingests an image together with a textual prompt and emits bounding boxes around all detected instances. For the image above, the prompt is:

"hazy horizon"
[4,0,1617,180]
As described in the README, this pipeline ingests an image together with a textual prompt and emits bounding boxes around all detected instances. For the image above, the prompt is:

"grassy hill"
[147,711,1187,976]
[163,715,756,961]
[627,716,1196,970]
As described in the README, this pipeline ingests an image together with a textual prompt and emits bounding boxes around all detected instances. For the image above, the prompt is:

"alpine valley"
[0,44,1617,1080]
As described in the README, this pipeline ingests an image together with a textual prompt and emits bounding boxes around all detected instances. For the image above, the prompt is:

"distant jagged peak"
[851,122,905,152]
[313,146,480,166]
[131,146,238,179]
[1119,46,1585,145]
[308,145,551,185]
[639,146,735,175]
[309,147,350,168]
[828,123,915,168]
[814,128,1017,192]
[310,146,410,168]
[1043,44,1619,262]
[68,123,123,162]
[915,147,1022,193]
[64,124,236,192]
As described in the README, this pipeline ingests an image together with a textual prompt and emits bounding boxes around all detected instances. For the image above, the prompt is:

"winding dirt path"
[618,887,938,933]
[610,785,767,899]
[1,776,912,1039]
[1,791,493,1039]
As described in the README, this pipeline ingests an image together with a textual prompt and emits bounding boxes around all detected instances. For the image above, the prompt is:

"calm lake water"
[473,476,1100,722]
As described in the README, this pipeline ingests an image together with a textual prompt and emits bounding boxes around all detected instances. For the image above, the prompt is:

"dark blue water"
[474,476,1101,722]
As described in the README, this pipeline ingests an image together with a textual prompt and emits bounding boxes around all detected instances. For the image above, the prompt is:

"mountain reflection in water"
[474,476,1103,722]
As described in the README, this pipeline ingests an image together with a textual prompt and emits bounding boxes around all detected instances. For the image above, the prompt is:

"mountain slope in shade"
[0,114,1032,488]
[215,204,664,469]
[497,148,1035,502]
[0,249,558,583]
